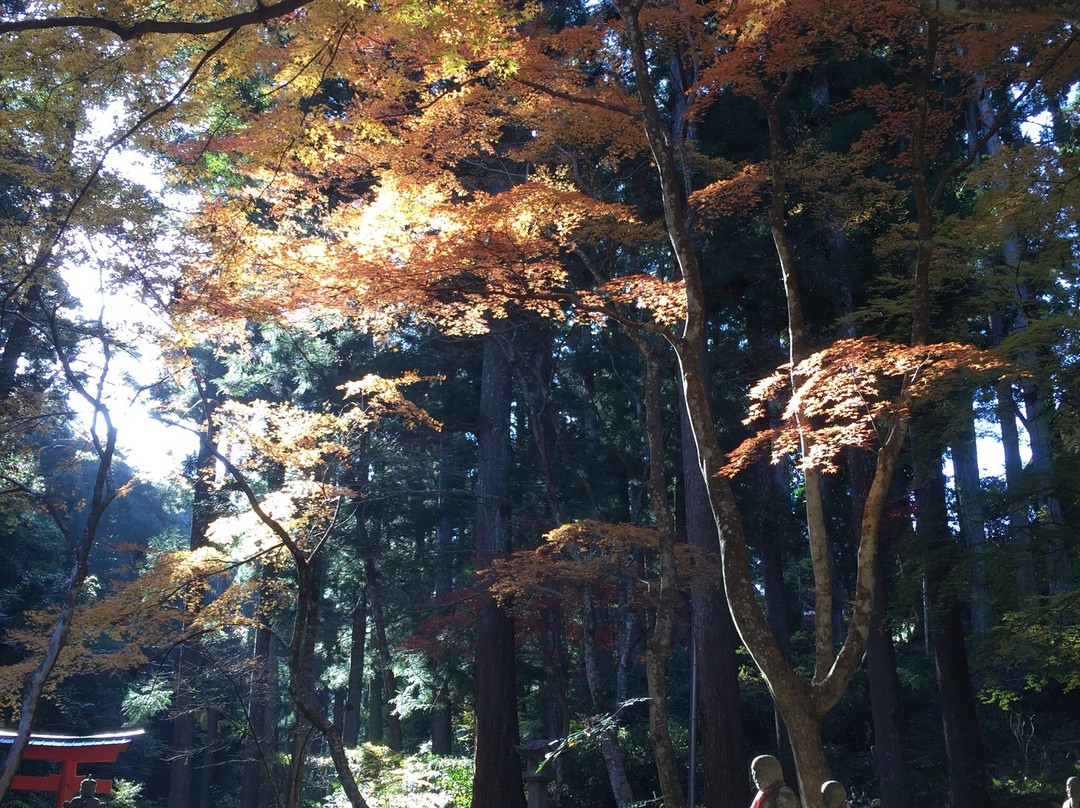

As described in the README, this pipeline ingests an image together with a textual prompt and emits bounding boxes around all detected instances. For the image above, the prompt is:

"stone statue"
[1064,776,1079,808]
[749,755,799,808]
[822,780,852,808]
[63,775,102,808]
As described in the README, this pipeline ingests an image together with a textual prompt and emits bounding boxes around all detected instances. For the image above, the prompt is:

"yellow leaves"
[0,544,245,711]
[341,371,443,432]
[721,337,1010,477]
[690,164,765,220]
[597,275,686,327]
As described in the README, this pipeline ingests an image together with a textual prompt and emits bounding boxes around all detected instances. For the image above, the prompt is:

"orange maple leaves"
[721,337,1008,477]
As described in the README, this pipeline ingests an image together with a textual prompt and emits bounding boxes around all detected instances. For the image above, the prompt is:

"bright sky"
[61,114,201,483]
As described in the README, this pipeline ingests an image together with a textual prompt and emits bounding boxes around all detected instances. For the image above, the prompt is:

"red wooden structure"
[0,729,144,808]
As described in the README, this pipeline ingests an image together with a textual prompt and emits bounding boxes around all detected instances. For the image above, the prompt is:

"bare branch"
[0,0,308,40]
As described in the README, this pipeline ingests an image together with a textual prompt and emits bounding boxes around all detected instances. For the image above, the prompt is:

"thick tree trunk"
[471,328,526,808]
[367,669,383,743]
[260,635,281,808]
[682,385,748,808]
[913,435,993,808]
[168,681,195,808]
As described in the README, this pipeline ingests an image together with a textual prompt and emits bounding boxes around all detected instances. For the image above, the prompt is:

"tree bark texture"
[993,377,1038,600]
[471,328,526,808]
[848,446,915,808]
[240,617,278,808]
[950,400,991,637]
[608,2,922,802]
[682,384,749,808]
[912,433,993,808]
[343,584,368,748]
[634,335,686,808]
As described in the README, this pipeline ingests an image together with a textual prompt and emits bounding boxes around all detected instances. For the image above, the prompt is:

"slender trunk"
[430,436,456,754]
[760,456,795,782]
[950,399,991,636]
[850,446,914,808]
[241,616,275,808]
[342,585,367,748]
[367,672,383,743]
[1023,379,1072,594]
[286,554,323,808]
[993,376,1037,600]
[471,327,526,808]
[633,334,685,808]
[761,93,833,678]
[581,589,635,808]
[199,705,218,808]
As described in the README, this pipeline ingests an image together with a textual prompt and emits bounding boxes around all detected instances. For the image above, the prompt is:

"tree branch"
[0,0,309,40]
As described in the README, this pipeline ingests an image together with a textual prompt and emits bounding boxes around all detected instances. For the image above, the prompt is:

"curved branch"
[515,76,643,120]
[0,0,309,40]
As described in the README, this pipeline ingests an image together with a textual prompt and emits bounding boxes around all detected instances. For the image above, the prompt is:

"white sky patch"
[61,104,202,483]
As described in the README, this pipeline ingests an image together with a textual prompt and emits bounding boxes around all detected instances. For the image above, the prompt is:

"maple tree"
[4,0,1080,805]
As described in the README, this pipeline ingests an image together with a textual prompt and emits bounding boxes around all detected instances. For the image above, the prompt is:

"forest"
[1,0,1079,806]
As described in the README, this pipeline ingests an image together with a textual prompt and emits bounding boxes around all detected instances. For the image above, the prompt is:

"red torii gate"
[0,729,144,808]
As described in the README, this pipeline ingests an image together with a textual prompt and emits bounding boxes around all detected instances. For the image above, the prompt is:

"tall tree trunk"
[167,672,196,808]
[950,399,991,637]
[343,584,368,748]
[1022,379,1072,594]
[367,672,383,744]
[285,553,323,808]
[761,91,834,680]
[199,705,218,808]
[912,434,993,808]
[760,457,796,784]
[471,327,526,808]
[993,376,1037,600]
[850,446,915,808]
[632,334,686,808]
[581,589,636,808]
[682,376,748,808]
[367,555,402,752]
[429,435,456,754]
[260,634,281,808]
[241,616,277,808]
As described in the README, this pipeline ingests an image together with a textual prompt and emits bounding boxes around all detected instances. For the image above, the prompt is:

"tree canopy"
[2,0,1080,807]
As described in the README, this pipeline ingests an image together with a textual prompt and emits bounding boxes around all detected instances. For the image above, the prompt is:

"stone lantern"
[515,739,557,808]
